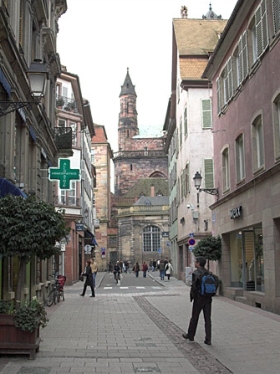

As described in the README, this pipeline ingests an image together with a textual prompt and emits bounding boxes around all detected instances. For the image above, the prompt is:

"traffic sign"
[157,248,162,253]
[188,238,196,246]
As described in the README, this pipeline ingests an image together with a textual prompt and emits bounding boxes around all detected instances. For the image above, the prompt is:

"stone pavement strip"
[1,273,280,374]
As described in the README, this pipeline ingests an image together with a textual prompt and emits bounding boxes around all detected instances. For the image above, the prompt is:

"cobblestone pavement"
[1,272,280,373]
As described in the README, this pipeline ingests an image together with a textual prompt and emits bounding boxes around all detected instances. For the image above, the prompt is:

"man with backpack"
[182,256,217,346]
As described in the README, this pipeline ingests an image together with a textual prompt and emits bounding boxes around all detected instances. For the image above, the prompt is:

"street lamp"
[193,171,218,207]
[0,59,48,116]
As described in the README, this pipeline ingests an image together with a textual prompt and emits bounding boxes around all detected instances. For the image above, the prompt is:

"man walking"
[182,256,213,345]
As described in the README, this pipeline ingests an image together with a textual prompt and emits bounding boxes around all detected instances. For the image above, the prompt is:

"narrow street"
[1,272,280,374]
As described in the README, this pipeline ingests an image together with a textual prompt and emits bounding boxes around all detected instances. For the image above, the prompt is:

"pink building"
[203,0,280,313]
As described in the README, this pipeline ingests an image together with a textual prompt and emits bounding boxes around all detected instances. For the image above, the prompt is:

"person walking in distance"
[142,261,148,278]
[165,259,173,281]
[182,256,213,345]
[159,259,165,281]
[133,261,140,277]
[80,260,95,297]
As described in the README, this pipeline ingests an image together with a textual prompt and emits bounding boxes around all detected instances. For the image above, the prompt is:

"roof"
[119,68,137,97]
[92,125,108,143]
[179,58,208,80]
[173,18,228,56]
[134,196,169,206]
[124,178,169,198]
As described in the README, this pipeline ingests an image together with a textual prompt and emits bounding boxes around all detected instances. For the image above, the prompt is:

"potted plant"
[0,297,48,359]
[0,195,69,358]
[56,96,64,108]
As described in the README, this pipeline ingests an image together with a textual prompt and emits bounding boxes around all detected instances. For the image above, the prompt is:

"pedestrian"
[159,259,165,280]
[133,261,140,277]
[152,260,157,271]
[182,256,212,345]
[90,258,98,280]
[142,261,148,277]
[80,260,95,297]
[165,259,173,281]
[113,262,121,284]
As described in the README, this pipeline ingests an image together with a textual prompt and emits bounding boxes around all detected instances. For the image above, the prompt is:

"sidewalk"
[1,272,280,373]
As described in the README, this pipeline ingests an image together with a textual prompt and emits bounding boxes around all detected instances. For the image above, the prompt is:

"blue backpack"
[200,273,217,296]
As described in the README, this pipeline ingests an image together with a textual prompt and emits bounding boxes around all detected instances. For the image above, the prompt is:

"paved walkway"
[1,272,280,373]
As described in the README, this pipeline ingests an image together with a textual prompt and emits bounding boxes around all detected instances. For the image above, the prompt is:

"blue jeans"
[160,270,165,280]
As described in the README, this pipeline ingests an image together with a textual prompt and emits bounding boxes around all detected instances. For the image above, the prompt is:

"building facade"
[165,6,227,280]
[0,0,69,301]
[203,0,280,314]
[113,70,169,267]
[55,67,95,284]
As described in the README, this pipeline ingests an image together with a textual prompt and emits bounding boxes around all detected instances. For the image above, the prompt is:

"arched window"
[143,225,160,252]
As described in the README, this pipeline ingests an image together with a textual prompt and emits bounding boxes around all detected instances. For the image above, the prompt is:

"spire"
[119,68,137,97]
[202,2,222,19]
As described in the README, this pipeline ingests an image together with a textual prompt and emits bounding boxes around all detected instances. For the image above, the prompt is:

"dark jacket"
[82,265,94,287]
[113,264,120,274]
[190,266,209,301]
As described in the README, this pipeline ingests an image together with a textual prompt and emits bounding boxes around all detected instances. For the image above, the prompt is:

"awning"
[0,178,27,198]
[85,229,98,246]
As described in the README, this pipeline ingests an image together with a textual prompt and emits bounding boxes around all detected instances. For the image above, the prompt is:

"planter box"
[0,314,40,359]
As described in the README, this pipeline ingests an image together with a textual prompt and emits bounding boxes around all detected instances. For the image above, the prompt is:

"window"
[70,121,77,146]
[216,77,223,114]
[204,159,214,188]
[272,0,280,34]
[182,163,189,197]
[184,106,188,136]
[68,181,76,205]
[251,1,268,62]
[273,94,280,158]
[91,149,95,163]
[238,31,249,82]
[235,134,245,182]
[143,226,160,252]
[179,118,182,146]
[59,189,66,205]
[202,99,212,128]
[222,147,230,191]
[232,47,241,90]
[222,58,233,104]
[252,115,264,171]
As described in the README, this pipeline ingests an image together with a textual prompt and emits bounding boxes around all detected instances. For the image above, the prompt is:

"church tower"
[118,68,139,151]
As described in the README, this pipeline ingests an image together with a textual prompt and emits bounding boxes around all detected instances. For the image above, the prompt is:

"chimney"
[151,185,155,197]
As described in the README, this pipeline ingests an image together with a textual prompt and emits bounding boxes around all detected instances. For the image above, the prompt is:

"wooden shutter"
[184,106,188,136]
[202,99,212,128]
[204,159,214,189]
[272,0,280,34]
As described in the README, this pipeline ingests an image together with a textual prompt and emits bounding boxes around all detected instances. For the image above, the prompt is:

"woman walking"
[80,260,95,297]
[165,260,174,281]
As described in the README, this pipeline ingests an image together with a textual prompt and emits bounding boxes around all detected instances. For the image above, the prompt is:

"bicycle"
[47,275,66,306]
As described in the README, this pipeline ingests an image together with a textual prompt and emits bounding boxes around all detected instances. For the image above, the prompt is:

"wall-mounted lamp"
[0,59,48,116]
[193,171,218,207]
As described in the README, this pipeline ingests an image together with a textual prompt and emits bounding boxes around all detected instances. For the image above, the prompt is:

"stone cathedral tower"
[118,68,139,151]
[113,69,168,196]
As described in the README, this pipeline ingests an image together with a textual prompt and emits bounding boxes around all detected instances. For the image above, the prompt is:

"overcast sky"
[57,0,238,153]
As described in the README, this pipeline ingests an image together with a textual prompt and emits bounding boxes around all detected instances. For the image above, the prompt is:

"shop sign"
[76,223,84,231]
[161,231,169,237]
[230,206,242,219]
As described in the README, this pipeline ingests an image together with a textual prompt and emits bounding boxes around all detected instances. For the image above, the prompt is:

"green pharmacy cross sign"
[48,158,80,190]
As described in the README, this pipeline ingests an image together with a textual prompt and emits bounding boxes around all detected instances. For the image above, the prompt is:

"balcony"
[56,95,78,113]
[54,127,73,157]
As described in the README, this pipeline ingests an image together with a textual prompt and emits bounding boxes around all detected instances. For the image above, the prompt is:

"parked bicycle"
[47,274,66,307]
